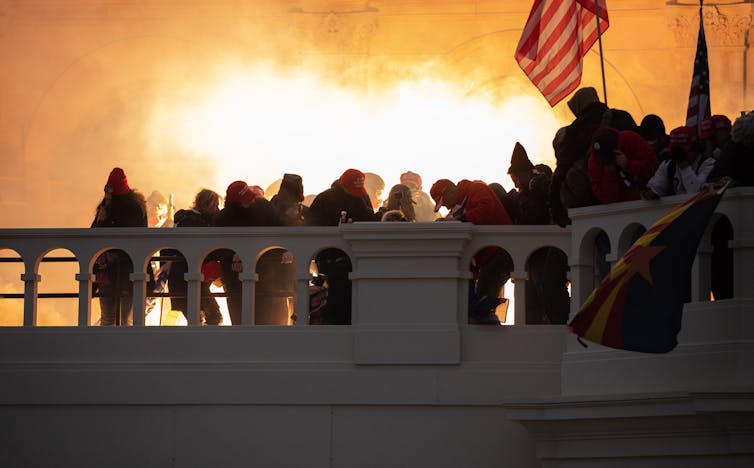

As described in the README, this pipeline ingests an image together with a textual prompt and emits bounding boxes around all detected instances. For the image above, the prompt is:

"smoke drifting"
[1,2,745,227]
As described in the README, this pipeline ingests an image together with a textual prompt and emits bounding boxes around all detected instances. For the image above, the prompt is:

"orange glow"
[149,67,567,196]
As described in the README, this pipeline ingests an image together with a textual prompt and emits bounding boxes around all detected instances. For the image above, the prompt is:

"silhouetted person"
[550,87,606,227]
[169,189,223,325]
[215,180,281,325]
[643,126,715,199]
[639,114,670,162]
[91,167,147,326]
[430,178,513,324]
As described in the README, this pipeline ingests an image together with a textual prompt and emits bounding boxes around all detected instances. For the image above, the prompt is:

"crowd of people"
[90,86,753,326]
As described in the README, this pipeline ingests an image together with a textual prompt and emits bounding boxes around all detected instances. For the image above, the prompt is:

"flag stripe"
[515,0,609,106]
[685,6,711,135]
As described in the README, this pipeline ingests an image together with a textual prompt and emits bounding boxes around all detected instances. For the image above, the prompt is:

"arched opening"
[309,248,352,325]
[525,246,570,325]
[593,230,611,286]
[37,248,79,326]
[0,248,24,326]
[618,223,647,257]
[91,248,134,326]
[710,215,734,301]
[147,247,187,326]
[255,248,296,326]
[210,248,244,326]
[468,246,513,325]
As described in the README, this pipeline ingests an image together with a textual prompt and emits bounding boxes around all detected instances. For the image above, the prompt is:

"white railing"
[563,187,754,396]
[0,222,570,326]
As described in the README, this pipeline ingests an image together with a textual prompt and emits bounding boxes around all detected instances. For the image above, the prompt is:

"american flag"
[515,0,609,107]
[685,4,711,136]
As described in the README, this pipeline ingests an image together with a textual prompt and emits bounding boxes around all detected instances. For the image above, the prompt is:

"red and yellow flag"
[569,188,725,353]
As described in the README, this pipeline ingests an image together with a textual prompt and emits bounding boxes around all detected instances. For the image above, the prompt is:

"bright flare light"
[151,67,566,196]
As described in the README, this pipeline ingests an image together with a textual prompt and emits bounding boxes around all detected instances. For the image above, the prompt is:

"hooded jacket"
[308,181,380,226]
[455,180,512,225]
[588,129,659,203]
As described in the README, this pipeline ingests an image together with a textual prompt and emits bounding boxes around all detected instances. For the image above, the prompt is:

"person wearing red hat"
[307,169,379,326]
[429,178,513,324]
[308,168,380,226]
[214,180,281,325]
[91,167,148,326]
[701,114,732,160]
[587,127,659,204]
[168,189,223,325]
[642,126,716,199]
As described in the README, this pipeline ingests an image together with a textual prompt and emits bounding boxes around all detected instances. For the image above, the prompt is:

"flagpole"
[594,0,608,106]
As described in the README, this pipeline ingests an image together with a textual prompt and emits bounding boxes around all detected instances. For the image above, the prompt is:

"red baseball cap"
[700,115,732,139]
[430,179,454,212]
[339,169,369,198]
[226,180,256,205]
[669,126,698,152]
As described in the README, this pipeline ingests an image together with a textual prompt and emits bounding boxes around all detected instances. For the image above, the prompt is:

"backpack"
[561,158,599,209]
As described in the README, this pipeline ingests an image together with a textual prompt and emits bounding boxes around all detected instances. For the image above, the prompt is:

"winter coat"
[214,198,282,227]
[308,181,380,226]
[549,101,607,225]
[174,208,214,227]
[91,191,148,228]
[588,129,659,204]
[91,190,148,295]
[271,191,310,226]
[646,155,716,196]
[455,180,512,225]
[709,140,754,187]
[513,180,551,225]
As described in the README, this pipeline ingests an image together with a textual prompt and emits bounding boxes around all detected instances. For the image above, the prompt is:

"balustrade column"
[21,273,39,327]
[511,270,527,326]
[130,272,147,327]
[294,273,310,327]
[568,263,593,321]
[239,271,258,326]
[185,272,202,326]
[75,272,92,326]
[732,239,754,299]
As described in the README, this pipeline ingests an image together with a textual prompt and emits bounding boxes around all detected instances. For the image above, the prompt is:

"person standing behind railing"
[91,167,147,326]
[307,169,379,325]
[506,143,570,325]
[214,180,282,325]
[168,189,223,325]
[430,178,513,324]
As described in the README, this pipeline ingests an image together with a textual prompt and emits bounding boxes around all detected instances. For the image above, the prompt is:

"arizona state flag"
[569,187,726,353]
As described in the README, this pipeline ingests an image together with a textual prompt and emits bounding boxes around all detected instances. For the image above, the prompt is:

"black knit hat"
[507,142,535,175]
[280,173,304,202]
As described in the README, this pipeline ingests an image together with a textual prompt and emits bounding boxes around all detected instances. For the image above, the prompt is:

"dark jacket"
[308,181,380,226]
[271,191,311,226]
[91,191,148,228]
[549,101,607,226]
[709,140,754,187]
[174,208,213,227]
[91,191,148,296]
[588,129,659,203]
[512,179,551,225]
[214,198,281,227]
